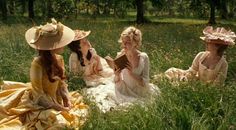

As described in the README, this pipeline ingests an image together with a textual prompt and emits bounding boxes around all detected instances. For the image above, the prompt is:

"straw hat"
[73,30,91,41]
[25,18,75,50]
[200,26,236,46]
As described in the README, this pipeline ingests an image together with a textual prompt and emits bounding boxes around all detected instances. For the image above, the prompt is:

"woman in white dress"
[164,26,236,85]
[114,26,159,103]
[68,30,114,87]
[85,26,159,112]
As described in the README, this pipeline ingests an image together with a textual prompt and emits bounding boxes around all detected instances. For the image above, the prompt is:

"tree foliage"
[0,0,235,24]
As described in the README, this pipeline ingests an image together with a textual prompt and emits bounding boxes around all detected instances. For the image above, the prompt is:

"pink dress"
[69,48,114,87]
[165,51,228,85]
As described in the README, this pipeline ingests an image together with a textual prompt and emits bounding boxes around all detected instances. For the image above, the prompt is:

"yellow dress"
[0,55,88,130]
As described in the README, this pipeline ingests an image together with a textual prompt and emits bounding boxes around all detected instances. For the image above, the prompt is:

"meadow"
[0,17,236,130]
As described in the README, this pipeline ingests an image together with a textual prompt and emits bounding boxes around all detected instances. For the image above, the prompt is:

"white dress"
[69,48,116,112]
[115,52,158,103]
[85,51,159,112]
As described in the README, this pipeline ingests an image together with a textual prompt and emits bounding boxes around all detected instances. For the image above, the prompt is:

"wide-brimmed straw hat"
[25,18,75,50]
[73,30,91,41]
[200,26,236,46]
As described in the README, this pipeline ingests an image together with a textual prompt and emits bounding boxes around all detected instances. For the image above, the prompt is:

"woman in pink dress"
[164,26,236,85]
[68,30,113,87]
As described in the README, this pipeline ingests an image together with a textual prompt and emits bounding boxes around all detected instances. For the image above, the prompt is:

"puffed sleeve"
[90,48,103,71]
[186,51,205,77]
[69,52,80,74]
[213,60,228,85]
[141,53,150,85]
[30,58,46,103]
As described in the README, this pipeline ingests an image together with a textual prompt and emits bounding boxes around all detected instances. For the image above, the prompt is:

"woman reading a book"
[114,26,159,103]
[163,26,236,85]
[68,30,114,87]
[80,26,160,112]
[0,19,88,129]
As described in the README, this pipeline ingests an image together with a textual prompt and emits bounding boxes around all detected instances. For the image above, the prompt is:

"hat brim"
[73,30,91,41]
[25,25,75,50]
[200,36,232,45]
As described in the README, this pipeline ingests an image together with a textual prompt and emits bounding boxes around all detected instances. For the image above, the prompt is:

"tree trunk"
[113,1,118,17]
[208,0,216,24]
[0,0,7,20]
[228,0,235,18]
[86,1,89,14]
[220,0,228,19]
[47,0,53,18]
[21,0,26,16]
[28,0,34,19]
[9,0,15,15]
[168,0,174,16]
[95,0,100,15]
[41,0,46,17]
[103,0,111,15]
[73,0,78,18]
[136,0,144,24]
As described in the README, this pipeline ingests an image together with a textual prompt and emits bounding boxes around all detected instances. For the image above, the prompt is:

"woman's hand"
[51,103,70,111]
[38,97,70,111]
[63,97,72,108]
[114,68,121,76]
[57,83,72,108]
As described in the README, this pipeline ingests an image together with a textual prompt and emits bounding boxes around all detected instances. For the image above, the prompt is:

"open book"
[105,54,129,70]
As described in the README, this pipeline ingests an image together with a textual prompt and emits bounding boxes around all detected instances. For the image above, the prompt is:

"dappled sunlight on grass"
[0,17,236,129]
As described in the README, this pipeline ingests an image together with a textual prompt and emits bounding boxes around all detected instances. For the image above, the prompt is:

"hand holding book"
[105,54,129,70]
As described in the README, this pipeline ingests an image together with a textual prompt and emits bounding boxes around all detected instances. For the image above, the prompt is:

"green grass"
[0,17,236,130]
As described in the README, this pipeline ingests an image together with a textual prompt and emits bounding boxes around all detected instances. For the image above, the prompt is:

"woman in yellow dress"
[0,19,88,129]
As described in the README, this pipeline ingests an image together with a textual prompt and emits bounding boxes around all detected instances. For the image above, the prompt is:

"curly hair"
[68,40,93,66]
[118,26,142,48]
[39,50,66,82]
[68,40,85,66]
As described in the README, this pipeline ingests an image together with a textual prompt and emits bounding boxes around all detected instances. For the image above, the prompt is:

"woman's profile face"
[206,42,218,52]
[79,38,92,55]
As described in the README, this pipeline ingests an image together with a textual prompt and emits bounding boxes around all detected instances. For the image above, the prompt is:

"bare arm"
[186,52,205,78]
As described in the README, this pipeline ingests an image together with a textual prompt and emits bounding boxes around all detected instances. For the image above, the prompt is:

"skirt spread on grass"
[0,81,88,130]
